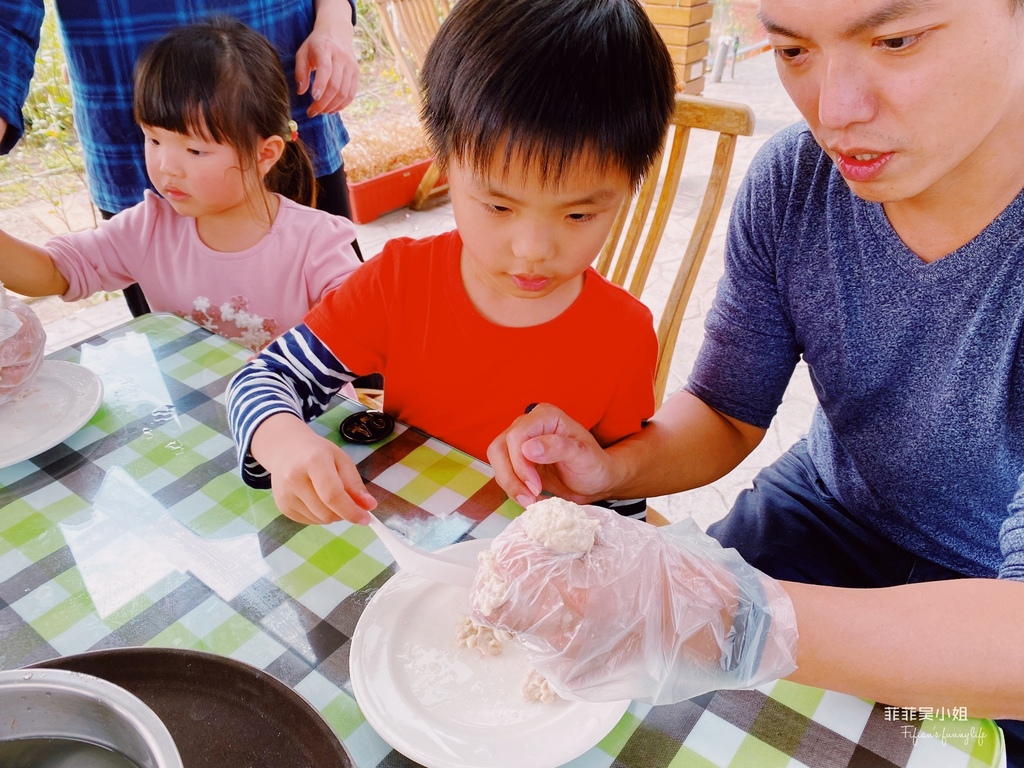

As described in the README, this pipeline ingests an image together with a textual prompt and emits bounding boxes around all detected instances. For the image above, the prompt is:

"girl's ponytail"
[267,137,317,208]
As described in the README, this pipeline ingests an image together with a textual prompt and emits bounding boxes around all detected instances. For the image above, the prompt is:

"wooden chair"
[598,94,754,528]
[595,93,755,409]
[371,0,451,208]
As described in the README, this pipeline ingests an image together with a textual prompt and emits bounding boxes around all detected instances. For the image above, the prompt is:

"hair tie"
[287,119,298,142]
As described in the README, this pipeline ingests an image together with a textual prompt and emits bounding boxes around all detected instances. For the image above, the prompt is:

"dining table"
[0,312,1005,768]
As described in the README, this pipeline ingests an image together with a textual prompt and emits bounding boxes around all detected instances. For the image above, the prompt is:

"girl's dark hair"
[420,0,676,188]
[133,16,316,212]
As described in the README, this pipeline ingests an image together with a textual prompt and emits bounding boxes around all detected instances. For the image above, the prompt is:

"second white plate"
[350,538,630,768]
[0,360,104,469]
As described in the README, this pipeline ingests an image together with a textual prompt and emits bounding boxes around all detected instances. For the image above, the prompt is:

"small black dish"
[340,410,396,444]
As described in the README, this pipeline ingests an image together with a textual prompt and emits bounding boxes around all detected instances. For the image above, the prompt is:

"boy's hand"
[251,413,377,525]
[486,403,620,507]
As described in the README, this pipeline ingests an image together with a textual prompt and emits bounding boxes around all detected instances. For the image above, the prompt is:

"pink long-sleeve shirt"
[46,191,360,350]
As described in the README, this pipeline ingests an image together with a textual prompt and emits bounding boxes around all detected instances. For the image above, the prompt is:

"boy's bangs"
[459,126,615,189]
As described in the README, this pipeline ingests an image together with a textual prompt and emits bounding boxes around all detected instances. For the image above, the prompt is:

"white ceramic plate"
[350,538,630,768]
[0,360,104,469]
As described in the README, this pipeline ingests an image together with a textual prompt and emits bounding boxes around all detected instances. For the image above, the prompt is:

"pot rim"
[0,667,183,768]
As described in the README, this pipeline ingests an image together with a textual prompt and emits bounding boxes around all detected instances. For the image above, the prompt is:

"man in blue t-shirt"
[486,0,1024,764]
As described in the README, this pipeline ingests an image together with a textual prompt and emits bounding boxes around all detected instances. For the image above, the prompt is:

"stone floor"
[2,51,811,529]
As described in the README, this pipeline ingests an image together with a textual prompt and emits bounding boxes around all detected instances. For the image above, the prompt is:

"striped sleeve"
[227,324,356,488]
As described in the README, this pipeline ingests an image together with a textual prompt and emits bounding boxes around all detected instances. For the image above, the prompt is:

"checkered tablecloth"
[0,314,1003,768]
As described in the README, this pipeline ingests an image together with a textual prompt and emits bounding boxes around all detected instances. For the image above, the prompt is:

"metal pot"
[0,668,183,768]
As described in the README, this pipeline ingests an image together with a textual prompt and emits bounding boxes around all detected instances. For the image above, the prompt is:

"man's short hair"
[420,0,676,187]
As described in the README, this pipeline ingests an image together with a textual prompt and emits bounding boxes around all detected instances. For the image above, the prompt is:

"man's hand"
[251,413,377,525]
[473,508,798,704]
[296,1,360,116]
[486,403,622,507]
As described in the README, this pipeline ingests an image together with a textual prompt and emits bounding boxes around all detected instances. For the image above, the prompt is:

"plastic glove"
[0,285,46,406]
[471,506,798,705]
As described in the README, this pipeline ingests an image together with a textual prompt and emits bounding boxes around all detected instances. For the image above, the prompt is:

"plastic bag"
[471,505,798,705]
[0,284,47,406]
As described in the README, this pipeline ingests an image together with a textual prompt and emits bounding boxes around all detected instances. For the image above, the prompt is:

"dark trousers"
[707,438,1023,767]
[102,164,363,318]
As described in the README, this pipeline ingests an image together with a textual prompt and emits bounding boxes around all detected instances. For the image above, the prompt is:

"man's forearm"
[604,390,766,500]
[785,578,1024,719]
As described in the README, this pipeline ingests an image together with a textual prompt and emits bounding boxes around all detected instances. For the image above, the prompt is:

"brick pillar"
[642,0,713,95]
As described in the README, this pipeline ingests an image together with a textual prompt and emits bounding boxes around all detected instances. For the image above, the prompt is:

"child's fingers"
[307,464,372,525]
[272,482,336,525]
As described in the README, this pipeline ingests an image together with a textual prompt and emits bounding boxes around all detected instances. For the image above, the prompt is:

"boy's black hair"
[134,16,315,209]
[420,0,676,188]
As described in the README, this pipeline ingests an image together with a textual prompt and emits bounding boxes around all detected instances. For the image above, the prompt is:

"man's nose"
[816,55,876,131]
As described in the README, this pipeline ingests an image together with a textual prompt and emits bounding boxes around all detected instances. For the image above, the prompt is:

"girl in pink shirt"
[0,17,359,351]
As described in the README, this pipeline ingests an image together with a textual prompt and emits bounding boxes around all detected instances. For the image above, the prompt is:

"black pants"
[708,438,1023,767]
[103,164,363,318]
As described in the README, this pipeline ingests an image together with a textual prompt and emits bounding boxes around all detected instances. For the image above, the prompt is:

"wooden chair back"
[371,0,451,206]
[372,0,451,111]
[595,93,755,406]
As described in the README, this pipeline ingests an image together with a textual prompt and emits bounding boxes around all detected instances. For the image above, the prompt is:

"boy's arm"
[0,230,69,296]
[227,323,377,524]
[228,323,356,487]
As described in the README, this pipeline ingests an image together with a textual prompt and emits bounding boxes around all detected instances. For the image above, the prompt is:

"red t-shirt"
[305,230,657,460]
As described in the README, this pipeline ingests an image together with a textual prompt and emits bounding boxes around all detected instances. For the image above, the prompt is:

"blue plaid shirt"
[0,0,354,213]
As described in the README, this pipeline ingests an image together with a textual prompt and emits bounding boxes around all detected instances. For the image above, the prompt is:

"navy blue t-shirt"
[687,122,1024,579]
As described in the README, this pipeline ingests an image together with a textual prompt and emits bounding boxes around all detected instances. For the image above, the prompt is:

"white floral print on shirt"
[187,295,278,352]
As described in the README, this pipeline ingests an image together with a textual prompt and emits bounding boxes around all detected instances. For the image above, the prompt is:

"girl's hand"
[251,413,377,525]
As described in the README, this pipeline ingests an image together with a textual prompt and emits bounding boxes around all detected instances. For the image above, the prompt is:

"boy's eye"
[568,212,595,222]
[485,203,511,214]
[187,148,205,156]
[146,137,160,146]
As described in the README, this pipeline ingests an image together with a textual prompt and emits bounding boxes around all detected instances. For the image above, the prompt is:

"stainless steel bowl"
[0,668,183,768]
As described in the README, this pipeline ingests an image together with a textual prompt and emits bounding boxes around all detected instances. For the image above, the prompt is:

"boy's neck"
[195,193,280,252]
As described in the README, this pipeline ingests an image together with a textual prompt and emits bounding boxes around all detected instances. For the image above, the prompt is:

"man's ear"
[256,135,286,177]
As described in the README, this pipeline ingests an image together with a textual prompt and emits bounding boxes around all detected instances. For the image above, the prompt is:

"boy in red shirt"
[227,0,676,525]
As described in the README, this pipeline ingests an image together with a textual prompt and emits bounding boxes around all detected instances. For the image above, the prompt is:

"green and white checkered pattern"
[0,314,1003,768]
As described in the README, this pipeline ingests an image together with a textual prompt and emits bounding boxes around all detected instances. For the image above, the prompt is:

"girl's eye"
[568,212,595,222]
[187,148,205,156]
